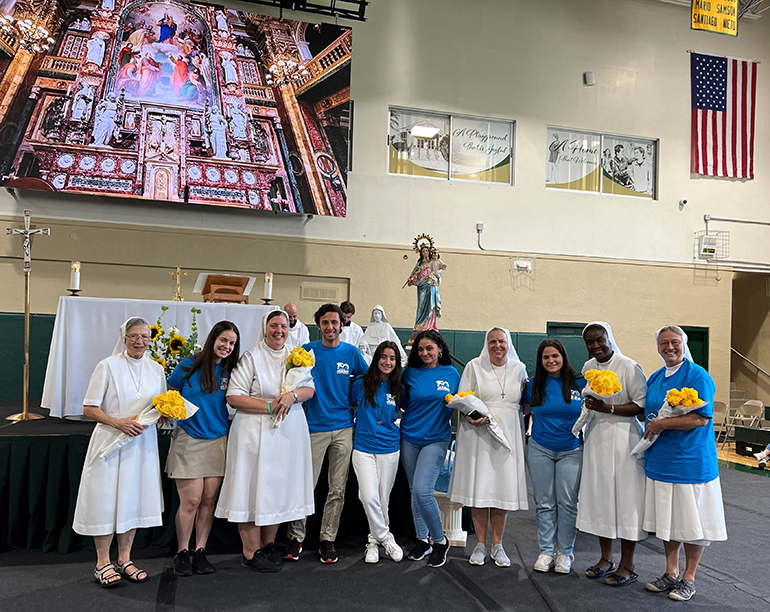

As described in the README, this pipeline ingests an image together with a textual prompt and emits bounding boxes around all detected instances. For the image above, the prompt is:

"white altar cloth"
[42,297,276,418]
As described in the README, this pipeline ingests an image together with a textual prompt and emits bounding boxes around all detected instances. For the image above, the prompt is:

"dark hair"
[362,341,403,409]
[180,320,241,394]
[529,338,581,406]
[314,303,343,326]
[265,310,288,325]
[339,301,355,315]
[407,330,453,368]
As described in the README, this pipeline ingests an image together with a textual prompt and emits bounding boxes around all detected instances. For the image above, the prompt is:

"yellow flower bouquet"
[445,391,513,453]
[98,390,200,460]
[631,386,707,456]
[275,348,315,428]
[571,370,623,438]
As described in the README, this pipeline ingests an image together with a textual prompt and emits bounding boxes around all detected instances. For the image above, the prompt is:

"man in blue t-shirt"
[285,303,368,564]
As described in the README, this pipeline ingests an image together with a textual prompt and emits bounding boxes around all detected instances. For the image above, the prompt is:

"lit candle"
[70,261,81,290]
[262,272,273,299]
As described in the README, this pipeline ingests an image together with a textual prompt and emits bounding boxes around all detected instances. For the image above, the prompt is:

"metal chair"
[712,401,728,443]
[721,399,765,450]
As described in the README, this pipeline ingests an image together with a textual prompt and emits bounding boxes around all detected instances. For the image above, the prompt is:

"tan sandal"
[94,563,122,588]
[115,560,149,583]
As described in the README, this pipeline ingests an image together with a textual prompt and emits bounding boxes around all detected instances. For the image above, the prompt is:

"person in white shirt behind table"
[339,300,369,358]
[284,303,309,349]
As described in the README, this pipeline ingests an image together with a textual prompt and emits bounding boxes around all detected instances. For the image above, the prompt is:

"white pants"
[351,449,400,542]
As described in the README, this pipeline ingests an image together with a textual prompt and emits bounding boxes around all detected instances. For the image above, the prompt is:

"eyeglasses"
[658,340,682,348]
[126,334,151,342]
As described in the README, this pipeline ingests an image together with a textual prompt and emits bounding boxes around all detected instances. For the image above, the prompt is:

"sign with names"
[691,0,738,37]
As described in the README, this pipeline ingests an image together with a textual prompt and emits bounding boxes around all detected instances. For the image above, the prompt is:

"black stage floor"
[1,400,769,612]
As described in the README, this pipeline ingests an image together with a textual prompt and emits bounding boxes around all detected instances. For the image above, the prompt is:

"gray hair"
[657,325,685,340]
[125,317,150,334]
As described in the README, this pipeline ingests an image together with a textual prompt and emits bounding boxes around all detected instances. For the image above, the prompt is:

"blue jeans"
[527,437,583,557]
[400,437,450,542]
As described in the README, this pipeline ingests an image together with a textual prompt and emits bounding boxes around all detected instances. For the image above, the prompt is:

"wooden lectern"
[194,274,255,304]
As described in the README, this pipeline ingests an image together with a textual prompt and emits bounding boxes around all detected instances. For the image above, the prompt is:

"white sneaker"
[490,544,510,568]
[754,451,766,461]
[533,554,555,572]
[469,542,486,566]
[554,553,572,574]
[364,541,379,564]
[382,534,403,562]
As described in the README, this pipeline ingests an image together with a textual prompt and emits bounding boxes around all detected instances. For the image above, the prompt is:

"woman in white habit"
[73,317,166,587]
[448,327,528,567]
[215,310,315,572]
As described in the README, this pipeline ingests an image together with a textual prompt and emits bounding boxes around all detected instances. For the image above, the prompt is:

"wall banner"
[450,117,512,184]
[388,109,450,178]
[601,136,656,198]
[545,128,601,192]
[691,0,738,37]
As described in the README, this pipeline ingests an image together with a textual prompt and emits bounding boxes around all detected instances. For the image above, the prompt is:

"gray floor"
[1,463,769,612]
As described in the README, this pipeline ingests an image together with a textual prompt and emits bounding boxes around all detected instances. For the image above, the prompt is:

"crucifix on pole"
[6,209,50,422]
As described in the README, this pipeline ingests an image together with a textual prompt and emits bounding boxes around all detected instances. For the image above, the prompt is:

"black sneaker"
[283,539,302,561]
[192,548,214,575]
[262,542,284,567]
[319,540,338,564]
[173,549,193,577]
[407,540,433,561]
[427,540,450,568]
[241,550,279,573]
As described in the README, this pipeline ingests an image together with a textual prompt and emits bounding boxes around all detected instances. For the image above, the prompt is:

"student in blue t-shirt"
[522,339,586,576]
[285,303,368,564]
[400,330,460,569]
[641,326,726,602]
[349,340,405,564]
[166,321,241,577]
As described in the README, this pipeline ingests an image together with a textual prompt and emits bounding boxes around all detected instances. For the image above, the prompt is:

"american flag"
[691,52,757,179]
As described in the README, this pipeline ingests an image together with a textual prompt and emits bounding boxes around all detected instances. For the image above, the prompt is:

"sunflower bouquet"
[275,347,315,428]
[149,306,203,376]
[572,370,624,438]
[98,390,200,459]
[631,387,707,456]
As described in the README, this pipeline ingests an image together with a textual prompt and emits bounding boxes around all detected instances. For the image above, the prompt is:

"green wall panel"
[0,313,56,400]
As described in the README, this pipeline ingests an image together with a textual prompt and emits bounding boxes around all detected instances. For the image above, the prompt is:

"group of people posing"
[72,305,726,603]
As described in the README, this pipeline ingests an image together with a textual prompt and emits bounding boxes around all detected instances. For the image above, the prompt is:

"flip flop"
[586,557,616,579]
[605,565,638,587]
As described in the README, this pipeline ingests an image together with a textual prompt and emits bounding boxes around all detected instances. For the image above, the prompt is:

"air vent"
[301,284,340,302]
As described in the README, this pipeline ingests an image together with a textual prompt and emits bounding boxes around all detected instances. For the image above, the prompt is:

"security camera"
[679,199,687,206]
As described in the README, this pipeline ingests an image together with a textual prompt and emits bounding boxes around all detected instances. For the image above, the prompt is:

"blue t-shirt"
[167,356,230,439]
[644,359,718,484]
[522,375,586,452]
[349,377,400,454]
[302,341,368,433]
[400,365,459,445]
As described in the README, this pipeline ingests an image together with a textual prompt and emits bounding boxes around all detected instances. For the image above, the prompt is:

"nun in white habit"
[73,316,166,586]
[578,321,647,586]
[448,327,528,567]
[360,305,407,366]
[215,310,315,570]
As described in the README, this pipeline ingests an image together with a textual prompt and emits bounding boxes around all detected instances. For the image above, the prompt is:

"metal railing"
[731,347,770,381]
[293,30,352,94]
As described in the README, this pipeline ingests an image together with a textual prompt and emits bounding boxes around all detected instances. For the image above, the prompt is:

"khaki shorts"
[166,427,227,479]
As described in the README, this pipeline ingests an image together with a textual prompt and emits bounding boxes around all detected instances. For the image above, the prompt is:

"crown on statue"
[412,233,435,254]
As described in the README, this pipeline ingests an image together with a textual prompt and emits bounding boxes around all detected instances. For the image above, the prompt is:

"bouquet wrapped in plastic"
[98,390,199,459]
[631,387,707,457]
[445,391,513,453]
[273,347,315,428]
[571,369,623,438]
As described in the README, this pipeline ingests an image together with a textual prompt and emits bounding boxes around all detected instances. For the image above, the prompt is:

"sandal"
[94,563,122,588]
[115,560,149,583]
[605,564,638,587]
[585,557,616,579]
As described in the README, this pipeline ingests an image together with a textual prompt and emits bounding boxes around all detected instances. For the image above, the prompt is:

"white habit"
[577,351,648,540]
[215,339,315,525]
[448,328,529,511]
[73,352,166,536]
[360,305,407,366]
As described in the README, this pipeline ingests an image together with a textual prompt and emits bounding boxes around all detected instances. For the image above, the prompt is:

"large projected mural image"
[0,0,351,216]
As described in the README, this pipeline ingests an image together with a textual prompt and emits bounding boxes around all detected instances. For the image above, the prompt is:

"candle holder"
[67,288,82,296]
[261,298,274,305]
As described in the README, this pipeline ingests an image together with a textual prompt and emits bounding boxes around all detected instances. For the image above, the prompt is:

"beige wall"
[732,272,770,404]
[0,215,733,403]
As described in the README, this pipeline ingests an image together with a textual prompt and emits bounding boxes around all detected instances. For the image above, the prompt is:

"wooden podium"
[194,274,255,304]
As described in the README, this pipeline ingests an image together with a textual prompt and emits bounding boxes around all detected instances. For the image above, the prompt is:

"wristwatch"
[610,405,615,414]
[292,391,299,403]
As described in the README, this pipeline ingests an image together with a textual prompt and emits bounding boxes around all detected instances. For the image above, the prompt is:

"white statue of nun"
[361,305,407,366]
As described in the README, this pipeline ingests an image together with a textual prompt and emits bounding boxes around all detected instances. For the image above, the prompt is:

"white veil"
[582,321,623,357]
[111,317,151,356]
[480,327,522,366]
[259,309,288,347]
